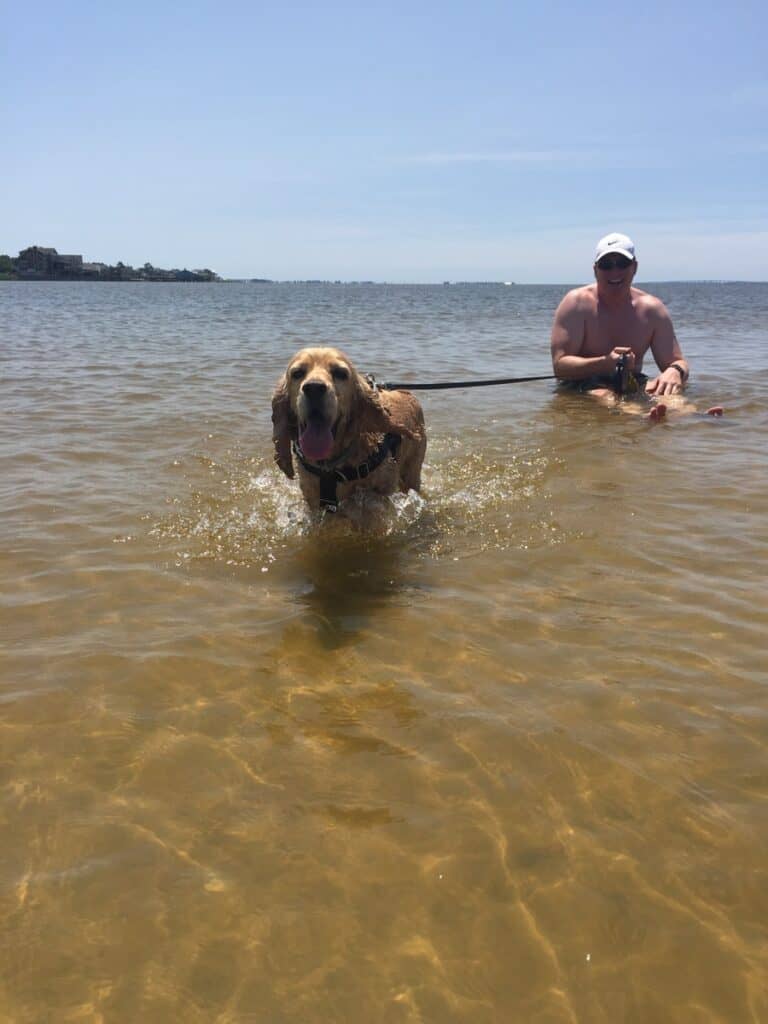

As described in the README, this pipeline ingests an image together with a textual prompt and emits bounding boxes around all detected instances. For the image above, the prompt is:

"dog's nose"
[302,380,328,400]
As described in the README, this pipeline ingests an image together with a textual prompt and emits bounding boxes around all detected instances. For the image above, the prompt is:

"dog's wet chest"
[297,454,400,508]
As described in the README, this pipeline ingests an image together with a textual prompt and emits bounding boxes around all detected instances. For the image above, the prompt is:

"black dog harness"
[292,433,401,513]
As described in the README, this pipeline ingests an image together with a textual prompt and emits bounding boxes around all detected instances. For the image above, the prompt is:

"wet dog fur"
[271,347,426,511]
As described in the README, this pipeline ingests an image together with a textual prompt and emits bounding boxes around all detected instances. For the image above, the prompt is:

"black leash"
[376,373,556,392]
[611,353,640,396]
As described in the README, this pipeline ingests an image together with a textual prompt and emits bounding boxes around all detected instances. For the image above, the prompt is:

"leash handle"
[612,353,629,396]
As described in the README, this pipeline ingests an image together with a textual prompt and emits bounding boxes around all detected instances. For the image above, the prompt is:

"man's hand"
[606,346,636,373]
[646,365,685,397]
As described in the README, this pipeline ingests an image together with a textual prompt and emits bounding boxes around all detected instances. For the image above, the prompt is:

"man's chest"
[582,308,653,353]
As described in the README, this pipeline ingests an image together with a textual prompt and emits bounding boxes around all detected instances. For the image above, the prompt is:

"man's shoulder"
[631,287,670,318]
[558,284,596,310]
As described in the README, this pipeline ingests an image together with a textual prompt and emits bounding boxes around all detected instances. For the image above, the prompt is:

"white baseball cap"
[594,232,636,263]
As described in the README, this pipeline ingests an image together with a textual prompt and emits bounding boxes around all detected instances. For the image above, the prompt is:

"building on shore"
[17,246,85,278]
[7,246,220,282]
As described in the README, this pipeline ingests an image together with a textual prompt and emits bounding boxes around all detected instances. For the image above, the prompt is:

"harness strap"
[292,433,401,513]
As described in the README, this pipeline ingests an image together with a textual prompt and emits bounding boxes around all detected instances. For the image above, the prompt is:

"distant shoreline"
[1,246,220,283]
[2,277,765,286]
[0,275,224,283]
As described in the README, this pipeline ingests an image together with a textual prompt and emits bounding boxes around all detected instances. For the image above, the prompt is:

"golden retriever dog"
[271,347,426,512]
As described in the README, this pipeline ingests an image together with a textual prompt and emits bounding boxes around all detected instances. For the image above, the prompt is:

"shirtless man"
[550,233,719,420]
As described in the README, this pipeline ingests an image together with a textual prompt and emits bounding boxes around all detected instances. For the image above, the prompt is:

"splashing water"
[150,431,566,573]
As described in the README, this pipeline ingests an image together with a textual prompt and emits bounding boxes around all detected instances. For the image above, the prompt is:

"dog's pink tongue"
[300,422,335,461]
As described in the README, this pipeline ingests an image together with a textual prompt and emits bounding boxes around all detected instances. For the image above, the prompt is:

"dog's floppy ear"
[354,373,419,440]
[271,377,296,478]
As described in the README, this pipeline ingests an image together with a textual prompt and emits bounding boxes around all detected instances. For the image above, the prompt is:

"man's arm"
[550,290,631,380]
[645,299,689,396]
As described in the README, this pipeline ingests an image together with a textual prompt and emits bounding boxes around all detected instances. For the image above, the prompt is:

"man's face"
[594,253,637,290]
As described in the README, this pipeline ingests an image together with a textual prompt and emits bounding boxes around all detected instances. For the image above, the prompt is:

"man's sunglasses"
[596,255,633,271]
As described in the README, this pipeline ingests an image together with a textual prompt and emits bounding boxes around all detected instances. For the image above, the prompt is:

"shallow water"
[2,281,767,1021]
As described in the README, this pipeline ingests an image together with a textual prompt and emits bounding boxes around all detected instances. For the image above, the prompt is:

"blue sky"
[5,1,766,282]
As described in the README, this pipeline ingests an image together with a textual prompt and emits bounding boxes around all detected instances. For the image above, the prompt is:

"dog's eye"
[331,366,349,381]
[290,367,306,381]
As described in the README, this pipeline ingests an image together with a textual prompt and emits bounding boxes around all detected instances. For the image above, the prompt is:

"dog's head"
[271,347,415,478]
